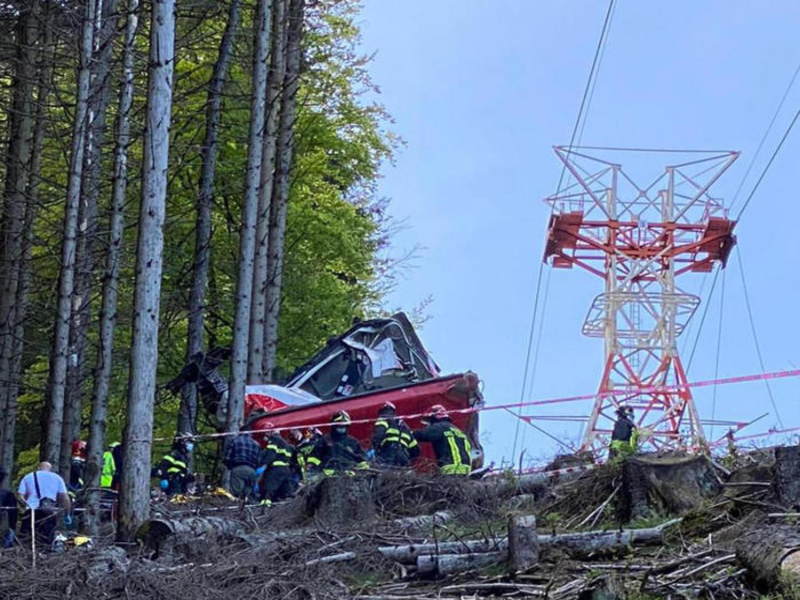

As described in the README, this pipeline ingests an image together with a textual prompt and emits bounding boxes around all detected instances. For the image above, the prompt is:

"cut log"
[507,514,538,573]
[619,454,721,522]
[379,538,505,563]
[379,519,679,564]
[305,551,357,566]
[136,516,246,553]
[774,445,800,508]
[540,519,678,557]
[391,511,453,532]
[735,525,800,589]
[417,551,505,576]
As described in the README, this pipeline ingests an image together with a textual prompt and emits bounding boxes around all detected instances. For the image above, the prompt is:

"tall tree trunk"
[61,0,119,472]
[118,0,175,542]
[226,0,272,434]
[180,0,242,435]
[86,0,138,536]
[248,0,286,383]
[0,0,39,475]
[263,0,303,380]
[0,0,56,475]
[46,0,97,471]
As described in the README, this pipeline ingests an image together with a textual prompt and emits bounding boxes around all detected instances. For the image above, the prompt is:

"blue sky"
[358,1,800,466]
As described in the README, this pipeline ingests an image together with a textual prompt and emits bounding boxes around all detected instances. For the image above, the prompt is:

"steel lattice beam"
[543,146,739,453]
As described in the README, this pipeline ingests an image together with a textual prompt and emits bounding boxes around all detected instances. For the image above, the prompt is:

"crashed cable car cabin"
[169,313,484,471]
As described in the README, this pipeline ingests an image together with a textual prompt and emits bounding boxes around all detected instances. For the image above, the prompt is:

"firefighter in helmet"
[371,402,419,467]
[413,404,472,475]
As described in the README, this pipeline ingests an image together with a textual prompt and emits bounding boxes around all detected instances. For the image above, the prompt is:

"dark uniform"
[152,445,193,495]
[296,430,324,478]
[414,417,472,475]
[257,434,298,505]
[372,416,420,467]
[609,407,637,459]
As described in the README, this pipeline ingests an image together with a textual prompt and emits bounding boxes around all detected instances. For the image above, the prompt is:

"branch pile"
[2,446,800,599]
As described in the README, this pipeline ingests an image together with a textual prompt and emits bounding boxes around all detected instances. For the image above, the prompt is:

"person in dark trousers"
[0,468,18,548]
[152,433,195,495]
[223,430,261,501]
[414,404,472,475]
[309,411,369,475]
[609,406,637,460]
[371,402,420,467]
[256,423,298,506]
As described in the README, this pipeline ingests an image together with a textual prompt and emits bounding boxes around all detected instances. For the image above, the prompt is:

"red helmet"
[428,404,449,420]
[260,421,276,436]
[379,401,397,414]
[71,440,87,459]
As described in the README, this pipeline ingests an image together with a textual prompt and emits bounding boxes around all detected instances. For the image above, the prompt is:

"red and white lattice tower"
[543,147,739,452]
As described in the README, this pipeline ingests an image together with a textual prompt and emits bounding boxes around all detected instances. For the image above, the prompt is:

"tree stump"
[618,454,721,522]
[304,475,375,527]
[735,525,800,590]
[774,445,800,508]
[507,515,538,573]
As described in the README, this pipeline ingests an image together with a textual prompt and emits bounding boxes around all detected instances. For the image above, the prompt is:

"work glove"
[159,479,169,491]
[63,513,73,527]
[365,449,375,461]
[2,529,15,548]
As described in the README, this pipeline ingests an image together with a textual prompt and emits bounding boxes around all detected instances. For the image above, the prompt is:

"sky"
[358,1,800,467]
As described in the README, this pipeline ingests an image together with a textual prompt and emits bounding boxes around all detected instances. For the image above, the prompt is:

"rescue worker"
[68,439,87,492]
[296,427,324,479]
[413,404,472,475]
[256,423,297,506]
[152,433,195,495]
[371,402,420,467]
[223,430,261,501]
[609,406,638,460]
[101,441,123,490]
[311,411,369,475]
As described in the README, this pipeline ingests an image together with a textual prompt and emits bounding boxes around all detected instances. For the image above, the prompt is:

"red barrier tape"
[152,367,800,443]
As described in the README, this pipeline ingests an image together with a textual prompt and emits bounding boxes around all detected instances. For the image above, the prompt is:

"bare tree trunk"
[0,0,38,475]
[226,0,272,435]
[118,0,175,542]
[61,0,119,472]
[263,0,303,379]
[248,0,286,383]
[0,1,56,475]
[180,0,242,434]
[46,0,97,471]
[86,0,138,536]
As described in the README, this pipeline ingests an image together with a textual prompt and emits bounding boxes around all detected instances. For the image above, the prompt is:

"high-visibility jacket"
[310,431,368,473]
[152,449,192,494]
[372,417,419,467]
[101,451,116,488]
[414,420,472,475]
[260,435,297,471]
[297,435,323,475]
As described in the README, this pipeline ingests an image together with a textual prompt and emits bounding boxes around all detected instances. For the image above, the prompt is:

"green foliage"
[11,0,399,474]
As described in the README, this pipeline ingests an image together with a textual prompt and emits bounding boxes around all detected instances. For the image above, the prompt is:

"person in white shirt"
[18,462,72,545]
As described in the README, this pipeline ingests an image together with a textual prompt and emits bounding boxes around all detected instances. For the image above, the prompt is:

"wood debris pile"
[2,447,800,599]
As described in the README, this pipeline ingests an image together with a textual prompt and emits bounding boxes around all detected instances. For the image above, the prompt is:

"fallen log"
[417,551,505,576]
[379,518,680,564]
[540,519,679,557]
[391,511,452,532]
[379,538,505,563]
[305,551,357,566]
[735,525,800,588]
[136,516,247,553]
